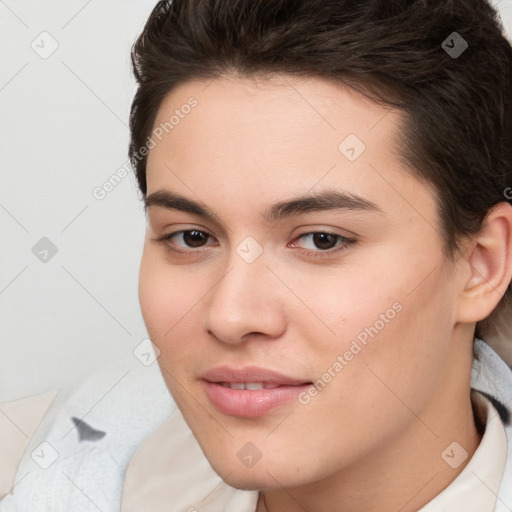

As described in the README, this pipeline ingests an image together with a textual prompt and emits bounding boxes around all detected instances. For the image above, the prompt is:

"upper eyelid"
[171,229,217,245]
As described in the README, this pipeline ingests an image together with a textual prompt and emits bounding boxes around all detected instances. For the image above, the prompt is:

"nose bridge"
[204,240,286,343]
[218,234,269,302]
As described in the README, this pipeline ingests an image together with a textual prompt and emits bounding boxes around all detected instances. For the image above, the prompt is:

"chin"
[217,470,275,491]
[205,452,311,491]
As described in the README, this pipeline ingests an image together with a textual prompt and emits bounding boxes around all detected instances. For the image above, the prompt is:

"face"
[138,74,465,490]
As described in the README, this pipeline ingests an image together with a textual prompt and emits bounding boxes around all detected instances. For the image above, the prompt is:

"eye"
[154,229,357,258]
[289,231,357,257]
[155,229,215,252]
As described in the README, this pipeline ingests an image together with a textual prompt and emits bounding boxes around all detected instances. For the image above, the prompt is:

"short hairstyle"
[128,0,512,330]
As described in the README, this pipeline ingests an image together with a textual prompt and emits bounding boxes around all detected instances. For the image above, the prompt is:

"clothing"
[1,338,511,511]
[0,389,59,499]
[0,356,176,511]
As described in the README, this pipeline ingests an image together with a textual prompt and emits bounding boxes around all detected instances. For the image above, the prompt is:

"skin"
[138,73,512,512]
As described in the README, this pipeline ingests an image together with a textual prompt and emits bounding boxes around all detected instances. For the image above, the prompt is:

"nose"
[204,250,288,345]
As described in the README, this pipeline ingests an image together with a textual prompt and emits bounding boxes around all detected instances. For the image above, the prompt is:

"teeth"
[220,382,281,390]
[245,382,264,390]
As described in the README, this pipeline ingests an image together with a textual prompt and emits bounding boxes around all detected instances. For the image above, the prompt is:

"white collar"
[418,391,507,512]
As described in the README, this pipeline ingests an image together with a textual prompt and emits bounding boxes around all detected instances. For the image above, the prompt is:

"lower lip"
[202,381,311,418]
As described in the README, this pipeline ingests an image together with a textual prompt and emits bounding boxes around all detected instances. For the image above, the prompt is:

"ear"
[456,202,512,323]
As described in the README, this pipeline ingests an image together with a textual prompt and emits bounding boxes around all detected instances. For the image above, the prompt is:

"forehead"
[149,74,400,165]
[145,74,436,227]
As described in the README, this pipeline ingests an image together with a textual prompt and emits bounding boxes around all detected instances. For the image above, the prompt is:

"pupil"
[184,230,207,247]
[313,233,336,250]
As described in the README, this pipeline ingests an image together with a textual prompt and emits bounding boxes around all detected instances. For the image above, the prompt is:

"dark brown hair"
[129,0,512,313]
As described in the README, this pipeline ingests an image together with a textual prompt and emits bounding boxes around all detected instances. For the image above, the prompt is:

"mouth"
[201,366,313,418]
[201,365,311,386]
[217,382,300,390]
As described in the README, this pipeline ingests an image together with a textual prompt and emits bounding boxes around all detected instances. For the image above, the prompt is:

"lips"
[201,366,313,418]
[202,365,311,386]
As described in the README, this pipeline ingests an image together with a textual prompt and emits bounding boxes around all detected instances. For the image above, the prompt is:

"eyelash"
[154,230,357,259]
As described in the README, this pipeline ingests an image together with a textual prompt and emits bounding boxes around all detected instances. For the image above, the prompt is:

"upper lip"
[202,366,311,385]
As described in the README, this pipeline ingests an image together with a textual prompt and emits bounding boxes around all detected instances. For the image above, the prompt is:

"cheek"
[330,271,453,420]
[138,247,195,348]
[290,248,454,397]
[281,256,403,355]
[138,249,167,341]
[138,248,201,403]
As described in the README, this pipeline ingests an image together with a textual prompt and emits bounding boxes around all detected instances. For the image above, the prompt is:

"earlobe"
[457,202,512,323]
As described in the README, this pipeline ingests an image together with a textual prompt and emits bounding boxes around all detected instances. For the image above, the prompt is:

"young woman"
[2,1,512,510]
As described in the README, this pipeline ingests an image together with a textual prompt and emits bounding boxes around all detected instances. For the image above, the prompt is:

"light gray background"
[1,0,511,401]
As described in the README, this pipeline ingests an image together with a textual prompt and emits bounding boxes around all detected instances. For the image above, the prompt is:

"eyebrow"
[144,189,383,223]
